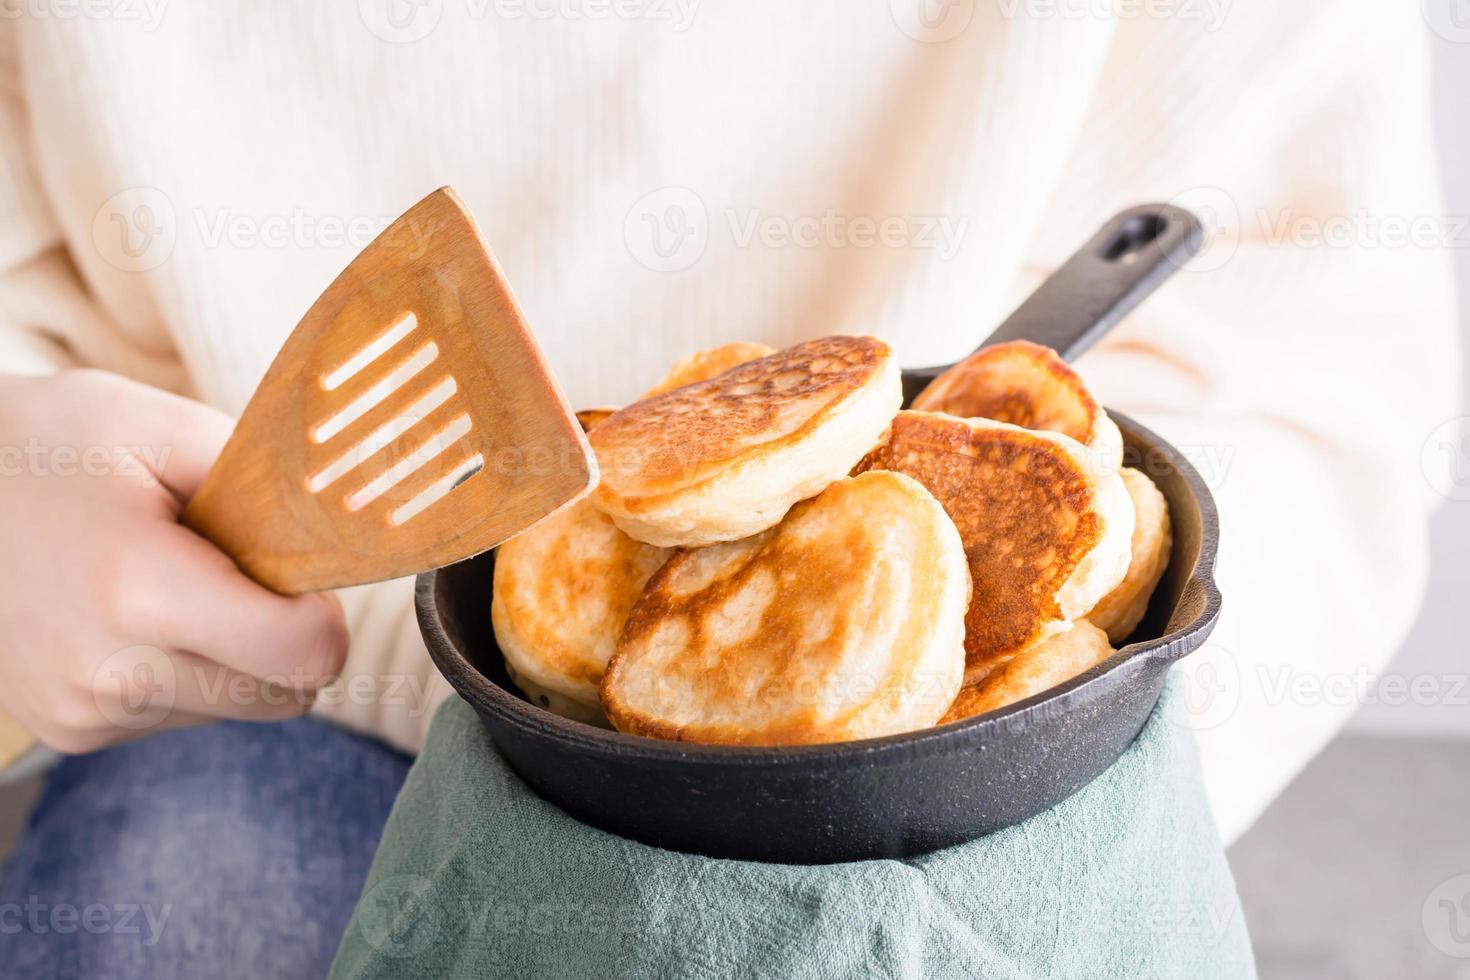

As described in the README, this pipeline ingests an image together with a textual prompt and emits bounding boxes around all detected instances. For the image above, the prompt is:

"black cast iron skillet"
[417,203,1217,864]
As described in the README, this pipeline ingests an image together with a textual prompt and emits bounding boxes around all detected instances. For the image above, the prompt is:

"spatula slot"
[306,376,459,493]
[321,312,418,391]
[343,412,473,512]
[314,341,439,443]
[388,452,485,527]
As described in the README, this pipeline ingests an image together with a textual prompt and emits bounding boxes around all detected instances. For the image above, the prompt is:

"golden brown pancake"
[589,336,902,547]
[1086,467,1173,644]
[643,342,776,396]
[492,500,672,714]
[601,471,969,745]
[492,403,673,715]
[856,411,1132,686]
[940,620,1114,723]
[912,340,1122,469]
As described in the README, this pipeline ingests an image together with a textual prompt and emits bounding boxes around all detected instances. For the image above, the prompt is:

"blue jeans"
[0,718,411,980]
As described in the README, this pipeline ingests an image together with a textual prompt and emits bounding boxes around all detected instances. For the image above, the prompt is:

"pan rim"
[416,409,1221,769]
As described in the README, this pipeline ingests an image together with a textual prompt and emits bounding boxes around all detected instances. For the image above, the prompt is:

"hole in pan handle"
[901,203,1203,406]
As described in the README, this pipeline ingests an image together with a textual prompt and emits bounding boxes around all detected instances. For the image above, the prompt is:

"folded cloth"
[330,677,1255,979]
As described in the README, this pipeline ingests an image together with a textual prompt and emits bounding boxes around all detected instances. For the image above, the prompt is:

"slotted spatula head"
[182,187,595,595]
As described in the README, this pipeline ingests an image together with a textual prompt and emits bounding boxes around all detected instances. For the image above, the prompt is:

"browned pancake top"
[602,471,965,744]
[643,342,776,397]
[856,411,1102,679]
[590,336,890,502]
[911,340,1099,444]
[494,498,670,689]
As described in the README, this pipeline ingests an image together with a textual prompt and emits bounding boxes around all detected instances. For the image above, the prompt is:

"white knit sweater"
[0,1,1457,842]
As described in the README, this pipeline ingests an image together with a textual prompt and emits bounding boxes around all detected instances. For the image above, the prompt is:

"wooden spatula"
[182,186,595,594]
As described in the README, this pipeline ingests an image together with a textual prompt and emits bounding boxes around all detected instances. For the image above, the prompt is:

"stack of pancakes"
[492,337,1172,745]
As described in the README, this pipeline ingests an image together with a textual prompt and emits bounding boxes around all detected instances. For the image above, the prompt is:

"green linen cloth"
[330,677,1255,979]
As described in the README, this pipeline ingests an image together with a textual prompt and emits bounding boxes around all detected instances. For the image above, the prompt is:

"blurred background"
[0,9,1467,980]
[1225,19,1470,979]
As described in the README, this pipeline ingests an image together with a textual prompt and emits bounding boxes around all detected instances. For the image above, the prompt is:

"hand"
[0,369,348,752]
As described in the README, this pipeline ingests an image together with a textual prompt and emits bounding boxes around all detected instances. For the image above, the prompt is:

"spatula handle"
[902,204,1202,404]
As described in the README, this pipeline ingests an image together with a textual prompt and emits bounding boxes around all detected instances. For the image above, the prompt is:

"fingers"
[114,523,350,687]
[114,379,236,501]
[163,649,319,722]
[53,653,313,754]
[54,369,236,503]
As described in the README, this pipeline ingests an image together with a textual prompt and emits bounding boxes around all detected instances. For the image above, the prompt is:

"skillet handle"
[902,203,1202,404]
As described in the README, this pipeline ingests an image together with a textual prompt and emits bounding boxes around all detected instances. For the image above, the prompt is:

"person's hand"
[0,369,349,752]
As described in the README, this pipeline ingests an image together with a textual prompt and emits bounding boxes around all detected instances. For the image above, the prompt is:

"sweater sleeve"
[0,22,79,375]
[1035,1,1459,842]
